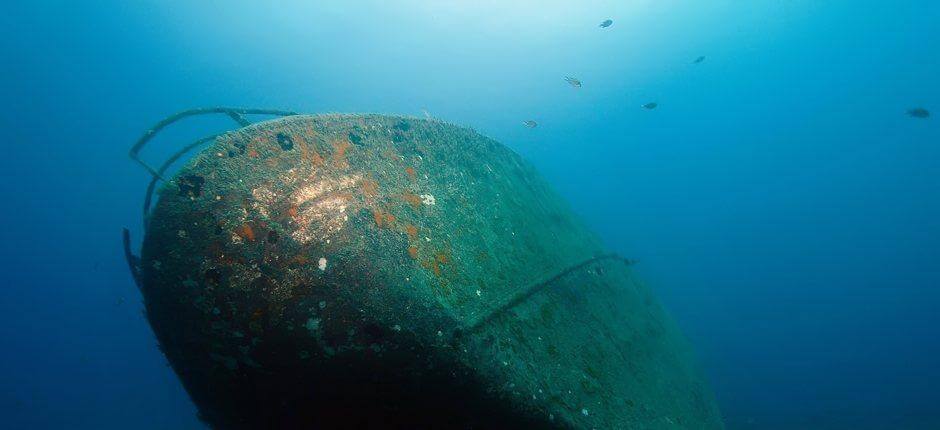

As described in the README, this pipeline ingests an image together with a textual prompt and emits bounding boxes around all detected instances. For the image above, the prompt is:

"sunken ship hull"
[137,113,723,429]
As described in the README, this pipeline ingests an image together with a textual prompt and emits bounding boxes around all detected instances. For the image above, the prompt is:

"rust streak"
[405,224,418,239]
[297,135,324,166]
[401,192,422,209]
[332,139,351,168]
[372,208,386,227]
[237,224,256,242]
[361,179,379,198]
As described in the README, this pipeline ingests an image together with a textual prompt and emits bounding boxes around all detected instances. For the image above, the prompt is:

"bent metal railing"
[123,107,299,290]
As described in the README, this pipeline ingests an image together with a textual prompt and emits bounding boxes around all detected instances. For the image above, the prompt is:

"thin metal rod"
[463,254,634,333]
[122,228,142,291]
[142,134,220,222]
[225,111,251,127]
[129,107,298,181]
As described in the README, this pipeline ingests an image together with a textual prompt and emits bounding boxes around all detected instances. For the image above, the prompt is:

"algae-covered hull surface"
[140,114,723,429]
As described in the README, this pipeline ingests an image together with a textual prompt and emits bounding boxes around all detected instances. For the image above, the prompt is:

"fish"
[642,102,658,110]
[693,56,706,64]
[523,120,538,128]
[600,19,613,28]
[564,76,582,88]
[907,107,930,118]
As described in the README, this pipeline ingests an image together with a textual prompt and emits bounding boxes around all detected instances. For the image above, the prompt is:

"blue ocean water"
[1,1,938,428]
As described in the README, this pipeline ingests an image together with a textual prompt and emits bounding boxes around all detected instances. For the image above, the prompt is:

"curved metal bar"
[123,228,142,291]
[129,107,299,180]
[225,111,251,127]
[125,107,301,291]
[462,253,635,334]
[130,107,299,222]
[142,134,220,222]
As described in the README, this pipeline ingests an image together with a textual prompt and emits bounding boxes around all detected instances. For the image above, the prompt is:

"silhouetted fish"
[523,120,538,128]
[907,107,930,118]
[642,102,658,110]
[600,19,613,28]
[694,56,706,64]
[565,76,582,88]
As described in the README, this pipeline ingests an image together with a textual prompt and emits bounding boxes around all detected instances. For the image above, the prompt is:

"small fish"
[693,56,706,64]
[642,102,658,110]
[907,107,930,118]
[565,76,582,88]
[600,19,613,28]
[523,120,538,128]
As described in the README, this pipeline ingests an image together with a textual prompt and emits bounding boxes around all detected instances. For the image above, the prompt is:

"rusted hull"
[140,114,723,429]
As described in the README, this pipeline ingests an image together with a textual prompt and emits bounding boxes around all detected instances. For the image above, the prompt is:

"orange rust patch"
[310,150,324,165]
[371,207,397,228]
[408,246,418,259]
[421,258,444,277]
[287,205,299,218]
[405,224,418,239]
[416,251,450,277]
[303,125,318,139]
[331,139,351,168]
[296,134,324,166]
[361,179,379,198]
[248,149,260,158]
[372,208,386,227]
[334,139,350,156]
[237,224,256,242]
[405,166,416,180]
[401,192,422,209]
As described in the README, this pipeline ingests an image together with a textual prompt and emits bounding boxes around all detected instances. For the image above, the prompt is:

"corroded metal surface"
[140,114,723,429]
